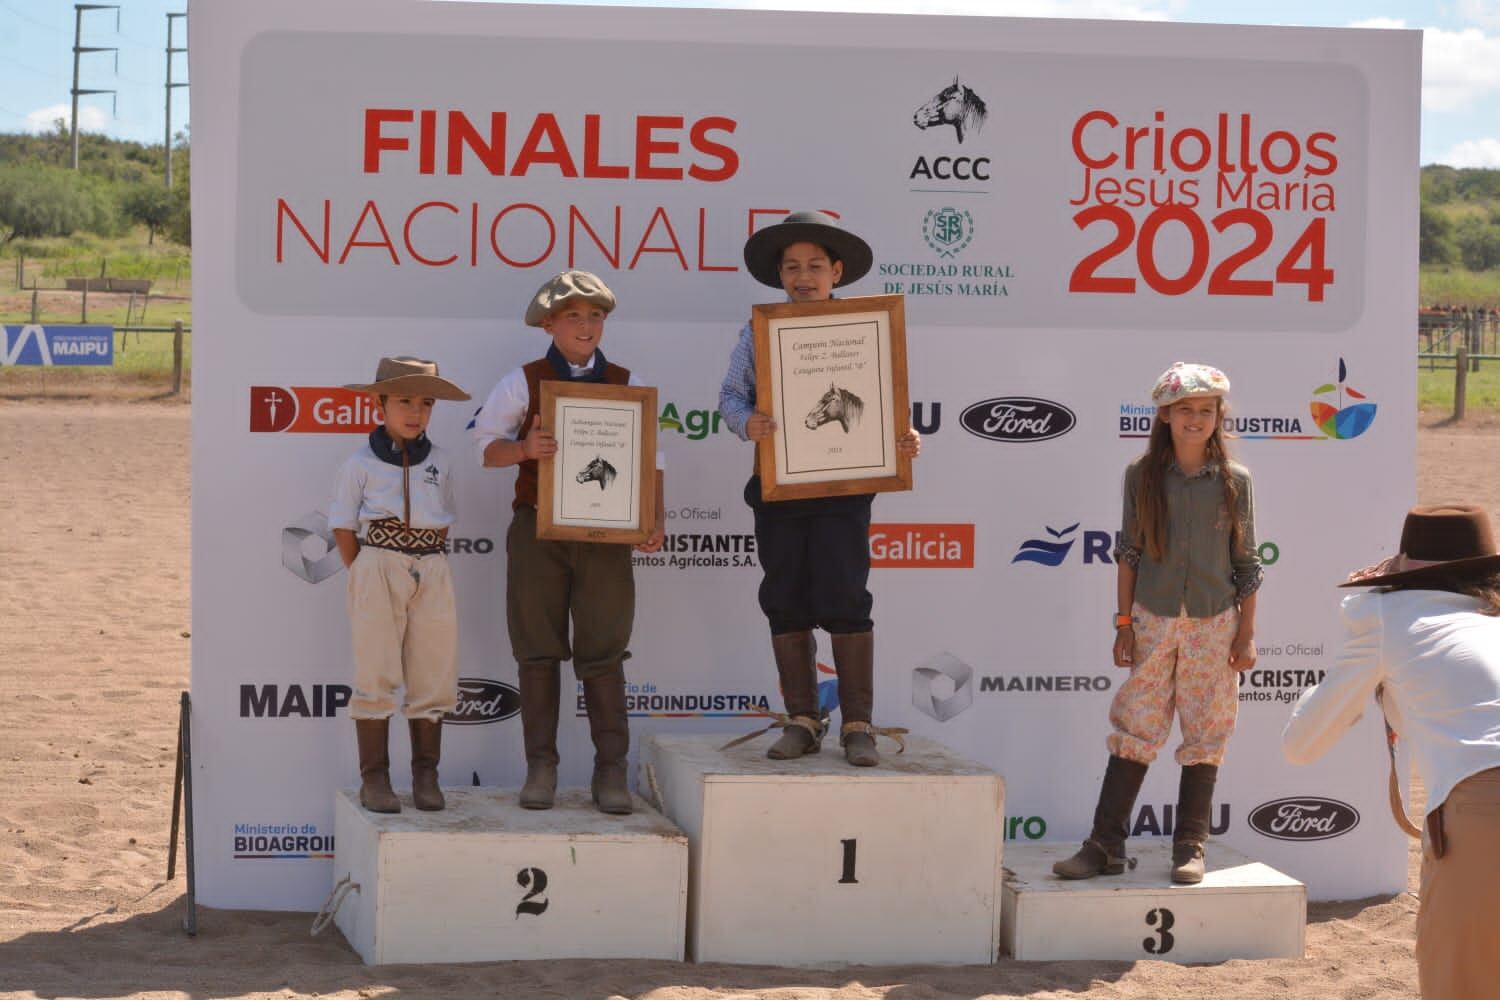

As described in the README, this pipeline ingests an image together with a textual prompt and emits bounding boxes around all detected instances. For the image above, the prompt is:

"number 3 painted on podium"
[1143,907,1175,954]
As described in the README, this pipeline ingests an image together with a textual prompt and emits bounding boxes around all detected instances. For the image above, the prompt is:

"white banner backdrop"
[190,0,1420,910]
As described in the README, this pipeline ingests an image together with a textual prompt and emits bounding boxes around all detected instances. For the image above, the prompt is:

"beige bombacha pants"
[346,546,459,721]
[1417,766,1500,1000]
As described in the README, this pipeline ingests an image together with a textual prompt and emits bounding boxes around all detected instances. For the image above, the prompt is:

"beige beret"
[524,270,617,327]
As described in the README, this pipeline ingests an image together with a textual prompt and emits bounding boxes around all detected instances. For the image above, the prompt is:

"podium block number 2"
[1143,907,1174,955]
[839,839,858,884]
[516,867,549,918]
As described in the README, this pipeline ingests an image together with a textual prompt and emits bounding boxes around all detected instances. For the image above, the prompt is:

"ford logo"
[444,677,521,726]
[959,397,1075,442]
[1248,797,1360,841]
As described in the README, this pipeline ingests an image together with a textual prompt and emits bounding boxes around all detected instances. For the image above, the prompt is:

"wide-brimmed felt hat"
[524,269,617,327]
[1342,504,1500,587]
[344,356,470,401]
[742,210,873,290]
[1151,362,1231,408]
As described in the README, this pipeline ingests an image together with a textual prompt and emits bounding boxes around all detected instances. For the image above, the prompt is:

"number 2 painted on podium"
[1143,907,1175,954]
[839,839,859,884]
[516,866,549,917]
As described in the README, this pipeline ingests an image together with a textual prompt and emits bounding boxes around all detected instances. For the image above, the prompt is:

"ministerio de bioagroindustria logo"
[1310,358,1377,440]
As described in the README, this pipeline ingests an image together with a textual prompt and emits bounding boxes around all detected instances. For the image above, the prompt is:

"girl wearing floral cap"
[1054,362,1263,884]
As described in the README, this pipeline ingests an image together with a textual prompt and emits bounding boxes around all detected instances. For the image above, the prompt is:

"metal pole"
[71,6,83,169]
[172,319,183,395]
[165,13,188,188]
[180,690,197,936]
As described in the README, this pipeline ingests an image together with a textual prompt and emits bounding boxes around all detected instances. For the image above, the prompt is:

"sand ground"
[1,397,1490,1000]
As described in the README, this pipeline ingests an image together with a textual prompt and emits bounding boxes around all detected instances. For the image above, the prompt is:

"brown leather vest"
[513,358,631,510]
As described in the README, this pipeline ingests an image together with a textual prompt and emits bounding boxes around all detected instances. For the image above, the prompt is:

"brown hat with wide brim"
[1342,504,1500,587]
[524,270,617,327]
[344,356,471,401]
[742,210,873,290]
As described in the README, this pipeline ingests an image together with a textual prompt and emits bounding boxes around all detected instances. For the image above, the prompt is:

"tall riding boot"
[409,718,445,811]
[1171,763,1218,884]
[354,718,400,814]
[766,630,825,760]
[1053,755,1149,879]
[832,631,878,767]
[517,661,561,810]
[582,665,633,815]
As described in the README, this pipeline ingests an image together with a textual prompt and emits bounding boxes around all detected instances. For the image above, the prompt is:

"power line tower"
[165,11,188,188]
[70,3,120,170]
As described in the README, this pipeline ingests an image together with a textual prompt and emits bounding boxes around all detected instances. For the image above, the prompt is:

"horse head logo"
[805,383,864,434]
[912,77,988,144]
[576,455,617,490]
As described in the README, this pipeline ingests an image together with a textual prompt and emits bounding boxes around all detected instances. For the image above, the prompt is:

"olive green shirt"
[1113,457,1262,618]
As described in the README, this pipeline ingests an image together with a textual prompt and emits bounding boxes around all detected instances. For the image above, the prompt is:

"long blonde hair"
[1133,398,1243,562]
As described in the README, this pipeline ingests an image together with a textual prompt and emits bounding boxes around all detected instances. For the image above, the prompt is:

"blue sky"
[2,0,1498,166]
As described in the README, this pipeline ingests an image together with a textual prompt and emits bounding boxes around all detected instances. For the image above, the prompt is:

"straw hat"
[344,356,470,401]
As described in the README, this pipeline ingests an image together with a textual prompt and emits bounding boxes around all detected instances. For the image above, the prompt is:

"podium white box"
[1001,840,1305,963]
[641,733,1003,966]
[331,787,688,964]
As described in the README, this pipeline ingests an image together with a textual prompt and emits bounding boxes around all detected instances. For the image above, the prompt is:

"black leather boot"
[582,665,632,815]
[517,661,560,810]
[1171,763,1218,884]
[1053,755,1149,879]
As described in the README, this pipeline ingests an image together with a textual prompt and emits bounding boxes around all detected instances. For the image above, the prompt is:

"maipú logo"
[960,397,1075,442]
[1309,358,1377,440]
[1248,797,1360,841]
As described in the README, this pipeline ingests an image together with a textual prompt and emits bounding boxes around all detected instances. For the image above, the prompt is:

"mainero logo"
[251,386,379,433]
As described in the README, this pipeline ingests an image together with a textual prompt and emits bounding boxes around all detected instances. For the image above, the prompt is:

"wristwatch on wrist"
[1114,613,1134,630]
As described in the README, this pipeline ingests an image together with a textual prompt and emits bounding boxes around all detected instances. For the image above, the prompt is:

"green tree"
[164,130,190,247]
[122,182,174,244]
[1455,216,1500,271]
[1420,205,1457,266]
[0,164,121,245]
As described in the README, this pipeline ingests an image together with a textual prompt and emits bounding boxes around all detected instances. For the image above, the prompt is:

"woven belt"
[364,518,447,555]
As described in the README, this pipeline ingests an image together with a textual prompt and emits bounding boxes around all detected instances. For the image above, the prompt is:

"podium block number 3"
[839,839,858,884]
[1143,907,1174,955]
[516,867,549,918]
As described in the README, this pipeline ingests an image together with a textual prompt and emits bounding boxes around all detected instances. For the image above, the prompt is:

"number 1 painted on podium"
[839,838,858,884]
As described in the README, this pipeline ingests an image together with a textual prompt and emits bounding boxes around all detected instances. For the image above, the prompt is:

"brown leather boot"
[767,630,824,759]
[833,631,878,767]
[354,718,400,814]
[1053,755,1149,879]
[582,665,632,815]
[517,661,560,810]
[408,718,445,812]
[1171,763,1218,884]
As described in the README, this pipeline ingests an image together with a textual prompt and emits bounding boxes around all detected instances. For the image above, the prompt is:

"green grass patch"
[1418,362,1500,411]
[1420,267,1500,309]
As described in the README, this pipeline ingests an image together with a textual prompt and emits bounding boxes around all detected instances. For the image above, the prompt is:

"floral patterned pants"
[1106,604,1240,767]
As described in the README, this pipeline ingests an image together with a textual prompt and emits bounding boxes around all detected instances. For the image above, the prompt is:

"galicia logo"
[912,78,988,144]
[960,397,1076,442]
[1310,358,1377,440]
[1249,797,1360,841]
[912,652,975,722]
[922,206,975,259]
[1012,523,1117,567]
[870,523,975,568]
[446,678,521,726]
[250,386,380,433]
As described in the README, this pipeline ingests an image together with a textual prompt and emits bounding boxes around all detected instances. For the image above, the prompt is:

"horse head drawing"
[576,455,617,490]
[805,383,864,434]
[912,77,988,145]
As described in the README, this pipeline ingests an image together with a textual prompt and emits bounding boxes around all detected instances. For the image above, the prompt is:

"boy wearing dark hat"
[719,212,921,767]
[330,356,471,814]
[472,269,664,815]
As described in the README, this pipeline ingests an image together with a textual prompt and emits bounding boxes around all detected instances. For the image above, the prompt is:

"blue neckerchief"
[546,343,609,383]
[369,425,431,467]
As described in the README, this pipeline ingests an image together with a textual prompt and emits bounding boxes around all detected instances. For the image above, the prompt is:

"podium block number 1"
[839,839,858,884]
[516,867,549,918]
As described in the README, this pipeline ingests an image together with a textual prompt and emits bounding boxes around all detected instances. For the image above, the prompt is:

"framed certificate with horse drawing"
[536,381,658,543]
[751,294,913,502]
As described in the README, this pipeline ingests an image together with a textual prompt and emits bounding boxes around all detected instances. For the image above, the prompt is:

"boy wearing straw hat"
[472,270,665,816]
[330,355,471,814]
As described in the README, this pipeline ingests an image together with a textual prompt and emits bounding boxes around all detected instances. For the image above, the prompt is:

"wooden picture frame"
[752,294,912,502]
[536,381,657,544]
